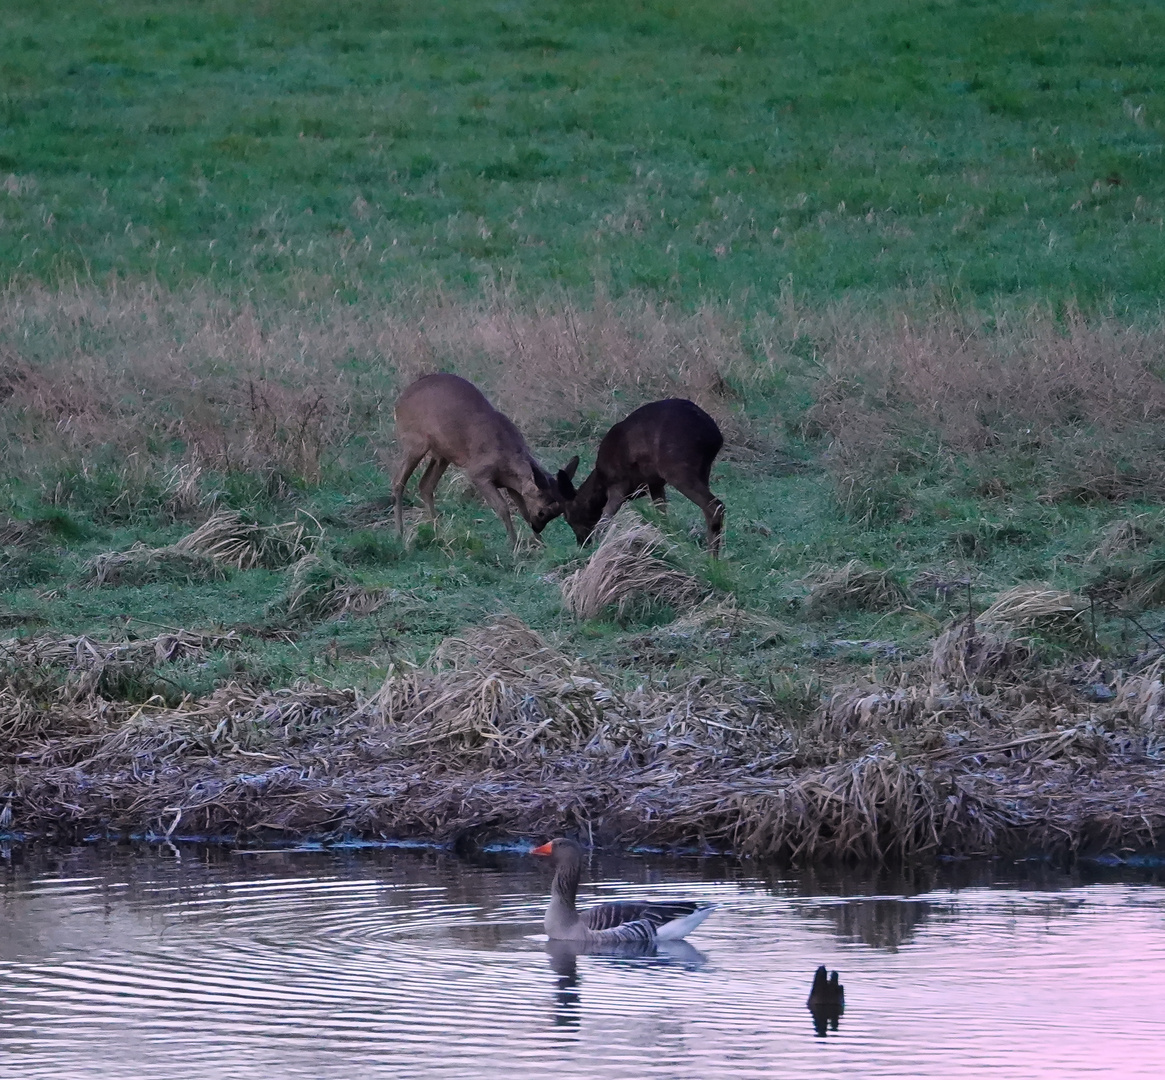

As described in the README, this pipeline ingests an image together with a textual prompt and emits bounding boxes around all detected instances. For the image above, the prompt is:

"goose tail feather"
[654,904,716,941]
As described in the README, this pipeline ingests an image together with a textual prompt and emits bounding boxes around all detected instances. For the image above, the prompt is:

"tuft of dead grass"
[272,554,389,623]
[930,619,1029,684]
[560,513,710,620]
[979,585,1089,646]
[803,560,909,619]
[0,517,51,548]
[79,509,320,588]
[1087,516,1159,563]
[1120,559,1165,612]
[161,459,212,520]
[665,596,793,648]
[172,509,318,570]
[81,542,225,588]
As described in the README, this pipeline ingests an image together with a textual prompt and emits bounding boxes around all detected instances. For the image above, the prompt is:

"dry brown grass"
[3,614,1165,859]
[979,584,1089,645]
[6,287,1165,520]
[172,509,318,570]
[806,306,1165,511]
[381,291,758,449]
[560,513,710,620]
[803,560,909,618]
[0,285,760,502]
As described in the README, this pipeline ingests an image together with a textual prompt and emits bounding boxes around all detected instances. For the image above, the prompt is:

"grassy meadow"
[2,0,1164,307]
[2,1,1165,856]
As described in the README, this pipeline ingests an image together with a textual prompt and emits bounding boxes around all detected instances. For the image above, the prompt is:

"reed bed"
[2,616,1163,861]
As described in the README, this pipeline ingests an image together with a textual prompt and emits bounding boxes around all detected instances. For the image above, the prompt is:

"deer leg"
[670,477,725,559]
[648,481,668,515]
[470,475,519,549]
[601,482,634,519]
[417,457,450,524]
[589,482,634,540]
[507,489,530,524]
[392,449,428,537]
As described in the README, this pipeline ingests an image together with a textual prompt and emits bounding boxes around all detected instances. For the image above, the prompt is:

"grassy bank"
[2,287,1164,859]
[2,0,1164,308]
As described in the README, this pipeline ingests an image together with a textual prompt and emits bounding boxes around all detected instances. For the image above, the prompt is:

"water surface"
[1,843,1162,1079]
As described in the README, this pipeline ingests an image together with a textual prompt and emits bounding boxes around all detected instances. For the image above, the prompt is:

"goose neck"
[551,858,581,914]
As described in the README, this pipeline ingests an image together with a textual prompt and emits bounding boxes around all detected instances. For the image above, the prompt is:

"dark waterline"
[2,843,1163,1079]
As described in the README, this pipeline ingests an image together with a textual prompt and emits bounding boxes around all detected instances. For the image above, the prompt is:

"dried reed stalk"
[3,614,1165,861]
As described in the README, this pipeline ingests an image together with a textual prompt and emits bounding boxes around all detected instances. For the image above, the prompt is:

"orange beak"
[530,842,554,856]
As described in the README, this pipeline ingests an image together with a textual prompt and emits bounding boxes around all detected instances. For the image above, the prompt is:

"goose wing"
[581,901,706,934]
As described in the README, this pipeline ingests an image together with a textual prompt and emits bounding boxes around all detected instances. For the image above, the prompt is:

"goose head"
[531,837,584,865]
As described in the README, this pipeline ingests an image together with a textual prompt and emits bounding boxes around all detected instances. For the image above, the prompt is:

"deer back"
[559,398,723,542]
[395,373,562,526]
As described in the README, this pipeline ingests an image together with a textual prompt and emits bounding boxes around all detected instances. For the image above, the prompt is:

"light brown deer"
[393,373,566,549]
[556,398,725,557]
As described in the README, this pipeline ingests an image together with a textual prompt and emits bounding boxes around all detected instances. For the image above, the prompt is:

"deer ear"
[531,464,551,491]
[557,456,579,500]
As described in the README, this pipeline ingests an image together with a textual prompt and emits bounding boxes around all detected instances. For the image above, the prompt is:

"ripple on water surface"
[1,846,1163,1079]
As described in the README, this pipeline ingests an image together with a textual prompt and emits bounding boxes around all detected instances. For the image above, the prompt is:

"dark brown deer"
[393,373,565,549]
[556,398,726,557]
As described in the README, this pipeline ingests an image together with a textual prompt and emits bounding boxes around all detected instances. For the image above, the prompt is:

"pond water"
[1,842,1162,1079]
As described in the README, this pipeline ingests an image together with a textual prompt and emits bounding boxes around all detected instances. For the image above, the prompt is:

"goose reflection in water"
[806,964,845,1037]
[544,938,709,1028]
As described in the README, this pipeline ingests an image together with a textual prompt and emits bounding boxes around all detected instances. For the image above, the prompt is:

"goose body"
[531,838,715,945]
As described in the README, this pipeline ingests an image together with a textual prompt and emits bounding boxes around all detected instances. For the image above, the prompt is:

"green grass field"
[2,0,1164,308]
